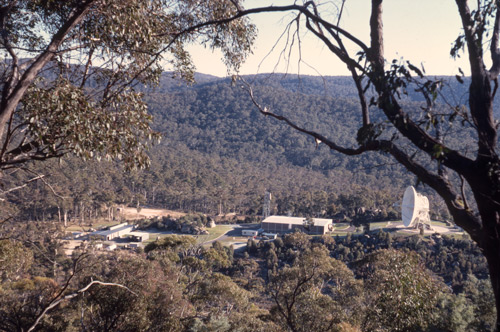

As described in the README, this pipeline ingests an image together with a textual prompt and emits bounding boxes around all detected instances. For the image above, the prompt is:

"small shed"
[128,232,149,242]
[242,229,259,237]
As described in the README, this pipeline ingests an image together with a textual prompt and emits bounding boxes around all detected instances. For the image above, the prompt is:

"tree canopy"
[0,0,255,171]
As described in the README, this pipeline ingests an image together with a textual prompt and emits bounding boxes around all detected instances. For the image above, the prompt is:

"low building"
[128,232,149,242]
[109,222,128,230]
[262,232,277,239]
[262,216,333,235]
[242,229,259,237]
[90,223,134,241]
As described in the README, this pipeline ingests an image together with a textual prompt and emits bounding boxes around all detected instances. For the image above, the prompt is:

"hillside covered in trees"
[2,73,475,224]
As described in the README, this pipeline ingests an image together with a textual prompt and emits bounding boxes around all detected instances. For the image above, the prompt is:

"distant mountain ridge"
[159,72,486,109]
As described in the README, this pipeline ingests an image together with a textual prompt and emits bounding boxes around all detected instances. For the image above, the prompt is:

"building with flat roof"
[90,224,134,241]
[261,216,333,235]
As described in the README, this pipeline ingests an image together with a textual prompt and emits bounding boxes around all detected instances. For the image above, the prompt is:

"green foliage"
[268,246,363,332]
[0,240,33,282]
[1,0,256,171]
[76,254,185,332]
[0,220,495,332]
[0,276,64,332]
[21,79,158,169]
[146,234,197,252]
[359,249,445,332]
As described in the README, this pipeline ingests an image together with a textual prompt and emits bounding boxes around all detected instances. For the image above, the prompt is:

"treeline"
[0,222,494,332]
[1,153,408,223]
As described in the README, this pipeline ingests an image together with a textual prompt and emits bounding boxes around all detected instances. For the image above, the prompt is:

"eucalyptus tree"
[268,246,363,332]
[0,0,255,173]
[358,249,445,332]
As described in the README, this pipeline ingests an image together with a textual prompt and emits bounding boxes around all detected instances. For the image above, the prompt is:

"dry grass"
[120,207,186,220]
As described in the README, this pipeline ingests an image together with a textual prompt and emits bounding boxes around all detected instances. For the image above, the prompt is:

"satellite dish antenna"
[401,186,432,230]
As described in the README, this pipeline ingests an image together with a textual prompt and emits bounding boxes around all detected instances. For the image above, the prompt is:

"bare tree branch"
[0,174,44,196]
[26,253,137,332]
[21,167,69,200]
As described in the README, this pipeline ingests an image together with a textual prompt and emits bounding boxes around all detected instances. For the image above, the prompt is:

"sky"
[188,0,471,77]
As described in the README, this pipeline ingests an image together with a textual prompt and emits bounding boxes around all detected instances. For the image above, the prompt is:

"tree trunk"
[470,171,500,330]
[482,247,500,331]
[53,247,57,279]
[63,209,68,227]
[80,202,85,224]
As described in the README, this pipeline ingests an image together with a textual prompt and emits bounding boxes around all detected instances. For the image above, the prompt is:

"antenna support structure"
[262,191,271,220]
[401,186,432,231]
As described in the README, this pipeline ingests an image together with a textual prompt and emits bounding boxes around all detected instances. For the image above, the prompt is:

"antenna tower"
[262,191,271,220]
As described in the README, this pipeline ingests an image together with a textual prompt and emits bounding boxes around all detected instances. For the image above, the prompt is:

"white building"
[90,223,134,241]
[242,229,259,237]
[261,216,333,235]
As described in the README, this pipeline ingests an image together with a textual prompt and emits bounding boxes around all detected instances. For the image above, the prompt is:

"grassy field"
[368,221,391,230]
[431,220,450,226]
[196,225,234,244]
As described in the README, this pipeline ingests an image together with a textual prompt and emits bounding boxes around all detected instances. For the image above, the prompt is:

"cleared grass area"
[196,225,233,244]
[331,232,349,237]
[218,236,248,246]
[65,225,85,232]
[333,226,351,231]
[121,207,186,220]
[369,221,390,230]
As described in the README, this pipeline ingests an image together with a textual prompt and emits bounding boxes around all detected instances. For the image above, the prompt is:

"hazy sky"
[188,0,471,77]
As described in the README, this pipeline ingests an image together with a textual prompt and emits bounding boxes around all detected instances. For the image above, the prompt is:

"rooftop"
[262,216,332,227]
[93,224,134,236]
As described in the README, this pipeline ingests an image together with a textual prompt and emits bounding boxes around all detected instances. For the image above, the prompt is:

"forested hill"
[149,74,383,171]
[136,73,463,218]
[6,73,472,222]
[146,73,476,177]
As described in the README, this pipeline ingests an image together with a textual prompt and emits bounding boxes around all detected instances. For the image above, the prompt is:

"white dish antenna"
[401,186,431,229]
